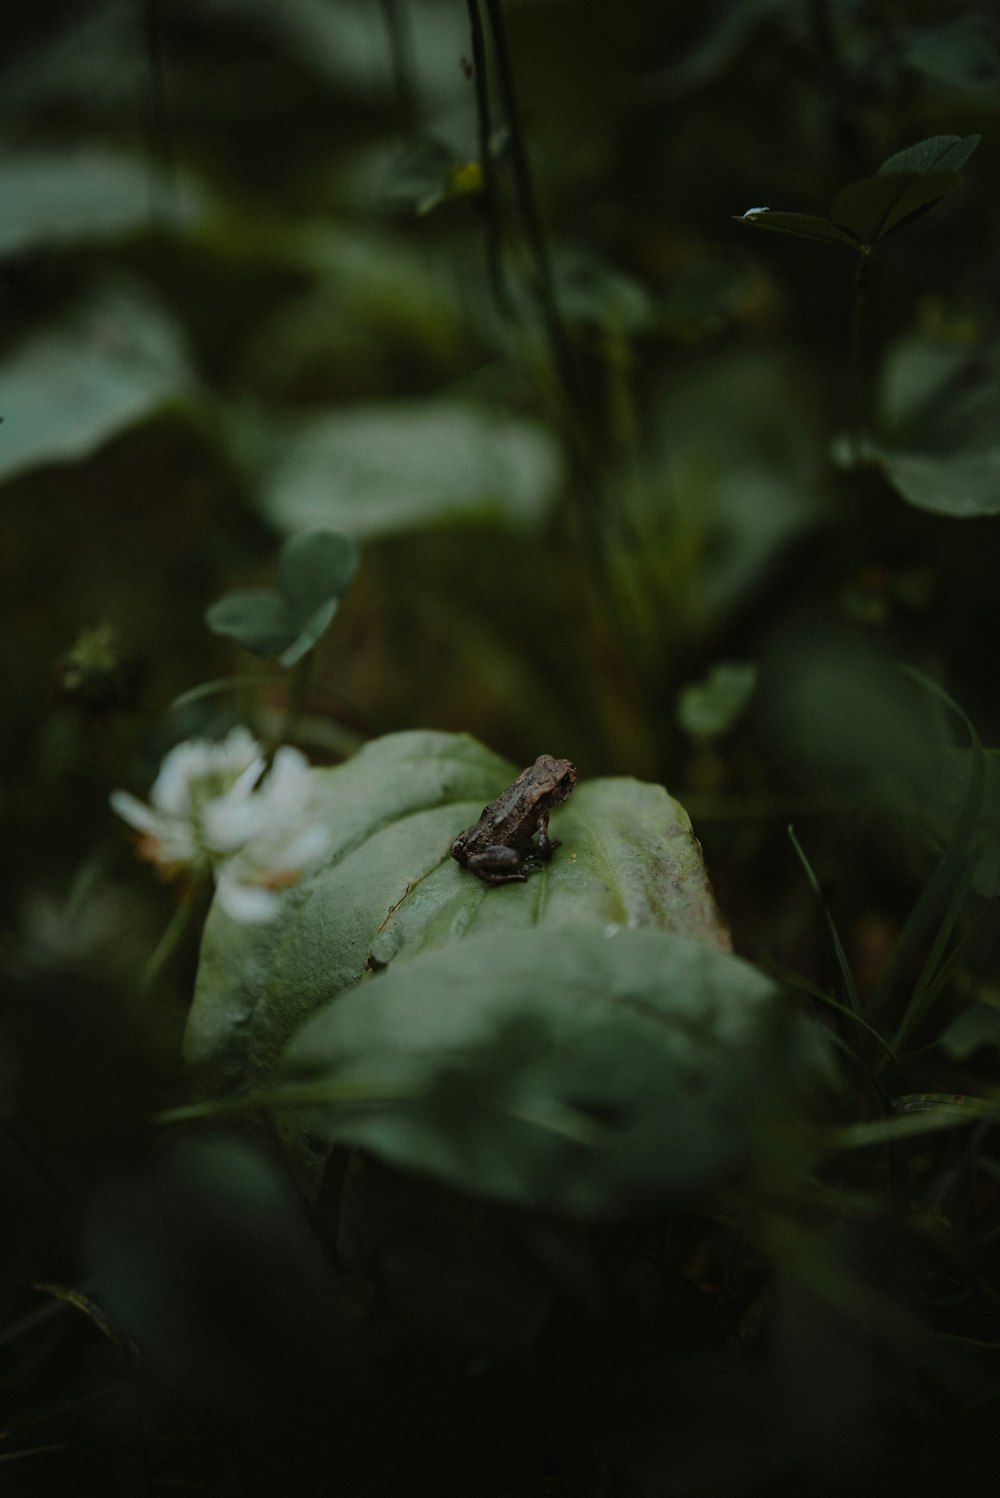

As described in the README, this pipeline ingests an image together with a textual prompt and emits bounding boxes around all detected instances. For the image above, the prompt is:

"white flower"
[209,746,333,923]
[111,726,264,872]
[111,729,332,921]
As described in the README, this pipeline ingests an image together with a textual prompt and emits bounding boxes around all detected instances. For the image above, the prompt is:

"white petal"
[109,789,159,834]
[201,790,265,853]
[215,864,282,923]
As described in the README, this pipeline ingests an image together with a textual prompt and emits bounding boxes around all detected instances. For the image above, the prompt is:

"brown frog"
[451,754,577,886]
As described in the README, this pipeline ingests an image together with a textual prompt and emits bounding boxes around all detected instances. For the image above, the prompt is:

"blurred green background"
[4,2,1000,1493]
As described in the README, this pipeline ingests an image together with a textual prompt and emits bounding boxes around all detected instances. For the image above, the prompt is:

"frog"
[451,754,577,886]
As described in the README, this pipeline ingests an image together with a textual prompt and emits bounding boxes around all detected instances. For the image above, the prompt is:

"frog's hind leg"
[535,811,560,858]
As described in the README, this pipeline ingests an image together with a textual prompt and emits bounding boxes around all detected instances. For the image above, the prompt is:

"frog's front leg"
[465,846,527,886]
[534,809,560,858]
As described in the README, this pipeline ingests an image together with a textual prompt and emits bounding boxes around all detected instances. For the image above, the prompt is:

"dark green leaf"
[733,209,860,248]
[278,600,337,668]
[940,1003,1000,1060]
[206,529,358,661]
[930,749,1000,897]
[832,171,959,245]
[870,446,1000,518]
[205,588,294,657]
[281,925,827,1213]
[277,529,359,614]
[877,134,980,176]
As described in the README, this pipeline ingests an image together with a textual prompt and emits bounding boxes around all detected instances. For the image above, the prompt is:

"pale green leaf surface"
[256,402,564,538]
[873,445,1000,517]
[0,288,194,483]
[0,150,204,257]
[677,662,757,739]
[282,925,817,1212]
[184,731,729,1099]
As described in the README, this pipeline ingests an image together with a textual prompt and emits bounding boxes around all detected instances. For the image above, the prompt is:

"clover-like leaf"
[736,134,979,252]
[204,588,296,658]
[206,529,358,666]
[831,170,960,246]
[877,134,980,175]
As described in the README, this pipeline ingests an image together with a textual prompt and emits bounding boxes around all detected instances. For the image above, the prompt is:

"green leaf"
[184,731,730,1106]
[737,136,978,255]
[278,601,338,668]
[0,288,194,484]
[677,662,757,739]
[931,749,1000,897]
[940,1003,1000,1060]
[378,134,457,215]
[877,134,980,176]
[0,150,205,257]
[733,210,860,248]
[255,401,564,539]
[869,445,1000,518]
[206,528,357,663]
[277,530,359,614]
[204,589,296,657]
[831,171,959,246]
[281,924,827,1213]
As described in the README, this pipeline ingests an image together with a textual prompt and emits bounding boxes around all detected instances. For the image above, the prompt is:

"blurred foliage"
[5,0,1000,1494]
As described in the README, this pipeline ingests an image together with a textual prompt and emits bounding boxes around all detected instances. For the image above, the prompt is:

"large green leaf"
[281,924,824,1213]
[184,731,730,1097]
[0,150,204,257]
[0,287,194,484]
[254,401,564,539]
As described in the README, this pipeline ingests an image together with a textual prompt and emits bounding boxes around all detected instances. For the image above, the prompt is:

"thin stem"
[788,824,871,1076]
[466,0,511,317]
[848,247,870,453]
[139,881,201,995]
[378,0,418,123]
[280,650,314,750]
[155,1077,417,1128]
[139,0,176,224]
[480,0,579,405]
